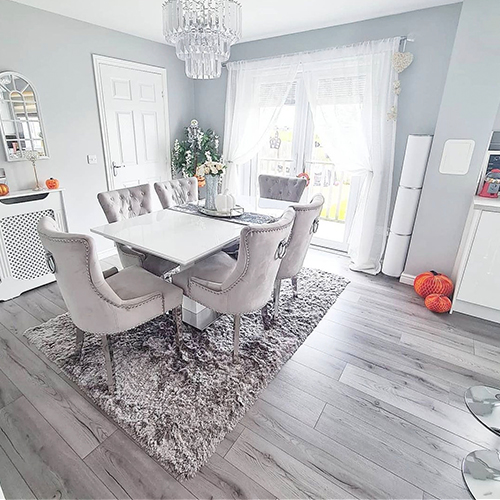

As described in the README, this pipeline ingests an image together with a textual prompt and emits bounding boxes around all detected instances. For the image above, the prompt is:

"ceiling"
[11,0,460,44]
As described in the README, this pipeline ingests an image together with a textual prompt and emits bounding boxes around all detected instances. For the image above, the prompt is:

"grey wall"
[404,0,500,278]
[0,0,195,254]
[194,3,462,208]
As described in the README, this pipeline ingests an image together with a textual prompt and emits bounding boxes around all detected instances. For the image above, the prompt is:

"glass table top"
[463,450,500,500]
[465,386,500,436]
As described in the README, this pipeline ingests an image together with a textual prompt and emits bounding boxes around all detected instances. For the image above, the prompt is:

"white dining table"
[91,195,289,329]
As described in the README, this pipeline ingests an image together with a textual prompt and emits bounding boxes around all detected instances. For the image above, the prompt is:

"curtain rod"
[221,35,414,68]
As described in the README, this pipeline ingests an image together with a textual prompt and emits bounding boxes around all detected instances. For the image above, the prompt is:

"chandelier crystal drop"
[163,0,242,80]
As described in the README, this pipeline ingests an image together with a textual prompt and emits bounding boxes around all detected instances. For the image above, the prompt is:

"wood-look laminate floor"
[1,248,499,499]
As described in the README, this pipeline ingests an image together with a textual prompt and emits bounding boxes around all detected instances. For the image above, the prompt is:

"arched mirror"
[0,71,49,161]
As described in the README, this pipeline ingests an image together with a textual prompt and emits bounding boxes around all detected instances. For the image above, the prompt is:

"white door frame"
[92,54,171,190]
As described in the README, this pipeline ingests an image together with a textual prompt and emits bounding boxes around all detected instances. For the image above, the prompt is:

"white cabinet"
[452,197,500,323]
[0,189,67,301]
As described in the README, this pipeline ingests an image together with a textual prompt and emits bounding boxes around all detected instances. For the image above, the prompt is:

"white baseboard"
[98,247,118,260]
[399,273,416,286]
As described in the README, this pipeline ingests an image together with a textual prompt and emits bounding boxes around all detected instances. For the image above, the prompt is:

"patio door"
[93,55,171,191]
[246,78,360,252]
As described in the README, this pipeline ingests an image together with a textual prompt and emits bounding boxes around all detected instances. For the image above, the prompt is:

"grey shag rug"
[23,268,348,479]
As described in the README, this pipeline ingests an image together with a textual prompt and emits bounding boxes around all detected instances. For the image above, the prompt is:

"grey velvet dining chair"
[271,194,325,320]
[97,183,178,277]
[37,216,184,392]
[259,174,307,203]
[172,208,296,361]
[154,177,198,209]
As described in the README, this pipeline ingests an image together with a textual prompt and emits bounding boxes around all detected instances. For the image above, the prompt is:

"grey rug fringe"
[23,267,348,480]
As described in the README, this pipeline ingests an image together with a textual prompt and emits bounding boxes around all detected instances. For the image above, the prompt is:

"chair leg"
[101,334,115,393]
[261,304,270,330]
[74,327,85,358]
[173,305,183,347]
[291,276,299,298]
[233,314,241,363]
[273,279,282,321]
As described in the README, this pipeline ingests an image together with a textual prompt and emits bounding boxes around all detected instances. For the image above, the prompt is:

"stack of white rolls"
[382,135,433,277]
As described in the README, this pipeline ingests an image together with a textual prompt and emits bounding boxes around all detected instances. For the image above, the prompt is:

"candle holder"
[24,150,43,191]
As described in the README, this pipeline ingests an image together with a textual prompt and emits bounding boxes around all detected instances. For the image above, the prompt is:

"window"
[241,75,363,251]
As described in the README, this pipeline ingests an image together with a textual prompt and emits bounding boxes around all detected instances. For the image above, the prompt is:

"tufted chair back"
[277,194,325,280]
[154,177,198,209]
[97,184,153,223]
[37,217,124,333]
[259,174,307,203]
[189,208,295,314]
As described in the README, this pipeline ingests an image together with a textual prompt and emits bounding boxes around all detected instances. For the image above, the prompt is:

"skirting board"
[399,273,416,286]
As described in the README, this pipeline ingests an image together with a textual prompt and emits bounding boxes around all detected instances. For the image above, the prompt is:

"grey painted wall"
[194,3,462,209]
[0,0,195,253]
[404,0,500,278]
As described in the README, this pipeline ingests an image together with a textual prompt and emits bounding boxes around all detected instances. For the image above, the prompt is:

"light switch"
[87,155,98,164]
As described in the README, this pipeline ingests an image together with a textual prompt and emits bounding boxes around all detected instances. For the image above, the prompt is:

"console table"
[0,189,67,301]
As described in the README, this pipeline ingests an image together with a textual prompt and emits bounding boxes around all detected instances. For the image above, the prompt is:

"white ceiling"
[11,0,459,44]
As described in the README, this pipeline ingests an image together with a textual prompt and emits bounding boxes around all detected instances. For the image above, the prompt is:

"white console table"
[0,189,67,301]
[452,196,500,324]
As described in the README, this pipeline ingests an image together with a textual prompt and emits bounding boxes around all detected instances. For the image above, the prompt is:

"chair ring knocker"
[311,218,320,234]
[275,239,288,260]
[46,252,57,273]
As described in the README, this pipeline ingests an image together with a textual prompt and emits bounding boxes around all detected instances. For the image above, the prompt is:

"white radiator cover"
[0,189,67,301]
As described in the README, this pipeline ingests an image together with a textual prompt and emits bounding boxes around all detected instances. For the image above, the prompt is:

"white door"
[94,56,170,190]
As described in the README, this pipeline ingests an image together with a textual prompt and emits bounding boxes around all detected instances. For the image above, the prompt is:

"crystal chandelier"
[163,0,242,80]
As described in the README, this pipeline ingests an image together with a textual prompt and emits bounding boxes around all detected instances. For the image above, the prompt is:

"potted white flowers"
[196,152,226,210]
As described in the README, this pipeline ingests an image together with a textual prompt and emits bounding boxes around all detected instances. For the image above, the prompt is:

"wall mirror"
[0,71,49,161]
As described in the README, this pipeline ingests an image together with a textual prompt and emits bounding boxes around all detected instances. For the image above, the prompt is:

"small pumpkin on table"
[0,183,9,196]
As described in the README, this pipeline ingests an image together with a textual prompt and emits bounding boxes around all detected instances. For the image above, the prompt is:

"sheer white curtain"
[302,38,400,274]
[222,56,301,192]
[223,38,400,274]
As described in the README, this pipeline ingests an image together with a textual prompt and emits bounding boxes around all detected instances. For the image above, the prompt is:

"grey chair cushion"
[172,208,296,315]
[172,252,237,294]
[106,266,182,312]
[259,174,307,203]
[142,253,179,276]
[277,194,325,280]
[97,184,153,223]
[37,217,183,335]
[154,177,198,209]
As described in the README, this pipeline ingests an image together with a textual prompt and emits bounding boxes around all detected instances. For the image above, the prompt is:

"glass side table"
[463,386,500,499]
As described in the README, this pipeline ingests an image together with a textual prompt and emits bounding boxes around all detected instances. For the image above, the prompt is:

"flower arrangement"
[171,119,221,178]
[196,152,226,178]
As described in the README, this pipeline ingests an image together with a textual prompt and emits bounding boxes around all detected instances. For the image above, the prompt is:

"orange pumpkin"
[414,271,453,298]
[0,183,9,196]
[195,175,206,188]
[425,294,452,313]
[45,178,60,190]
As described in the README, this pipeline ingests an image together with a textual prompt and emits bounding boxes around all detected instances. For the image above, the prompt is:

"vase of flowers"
[196,155,226,210]
[171,120,221,188]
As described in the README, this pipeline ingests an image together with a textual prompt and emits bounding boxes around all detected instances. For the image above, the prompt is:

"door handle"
[112,161,125,177]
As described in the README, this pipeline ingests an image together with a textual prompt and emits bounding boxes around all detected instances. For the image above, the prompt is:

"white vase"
[205,174,220,210]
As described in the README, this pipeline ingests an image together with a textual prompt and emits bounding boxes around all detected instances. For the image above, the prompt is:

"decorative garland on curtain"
[387,51,414,121]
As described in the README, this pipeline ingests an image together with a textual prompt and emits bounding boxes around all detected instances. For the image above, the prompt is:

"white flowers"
[196,159,226,177]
